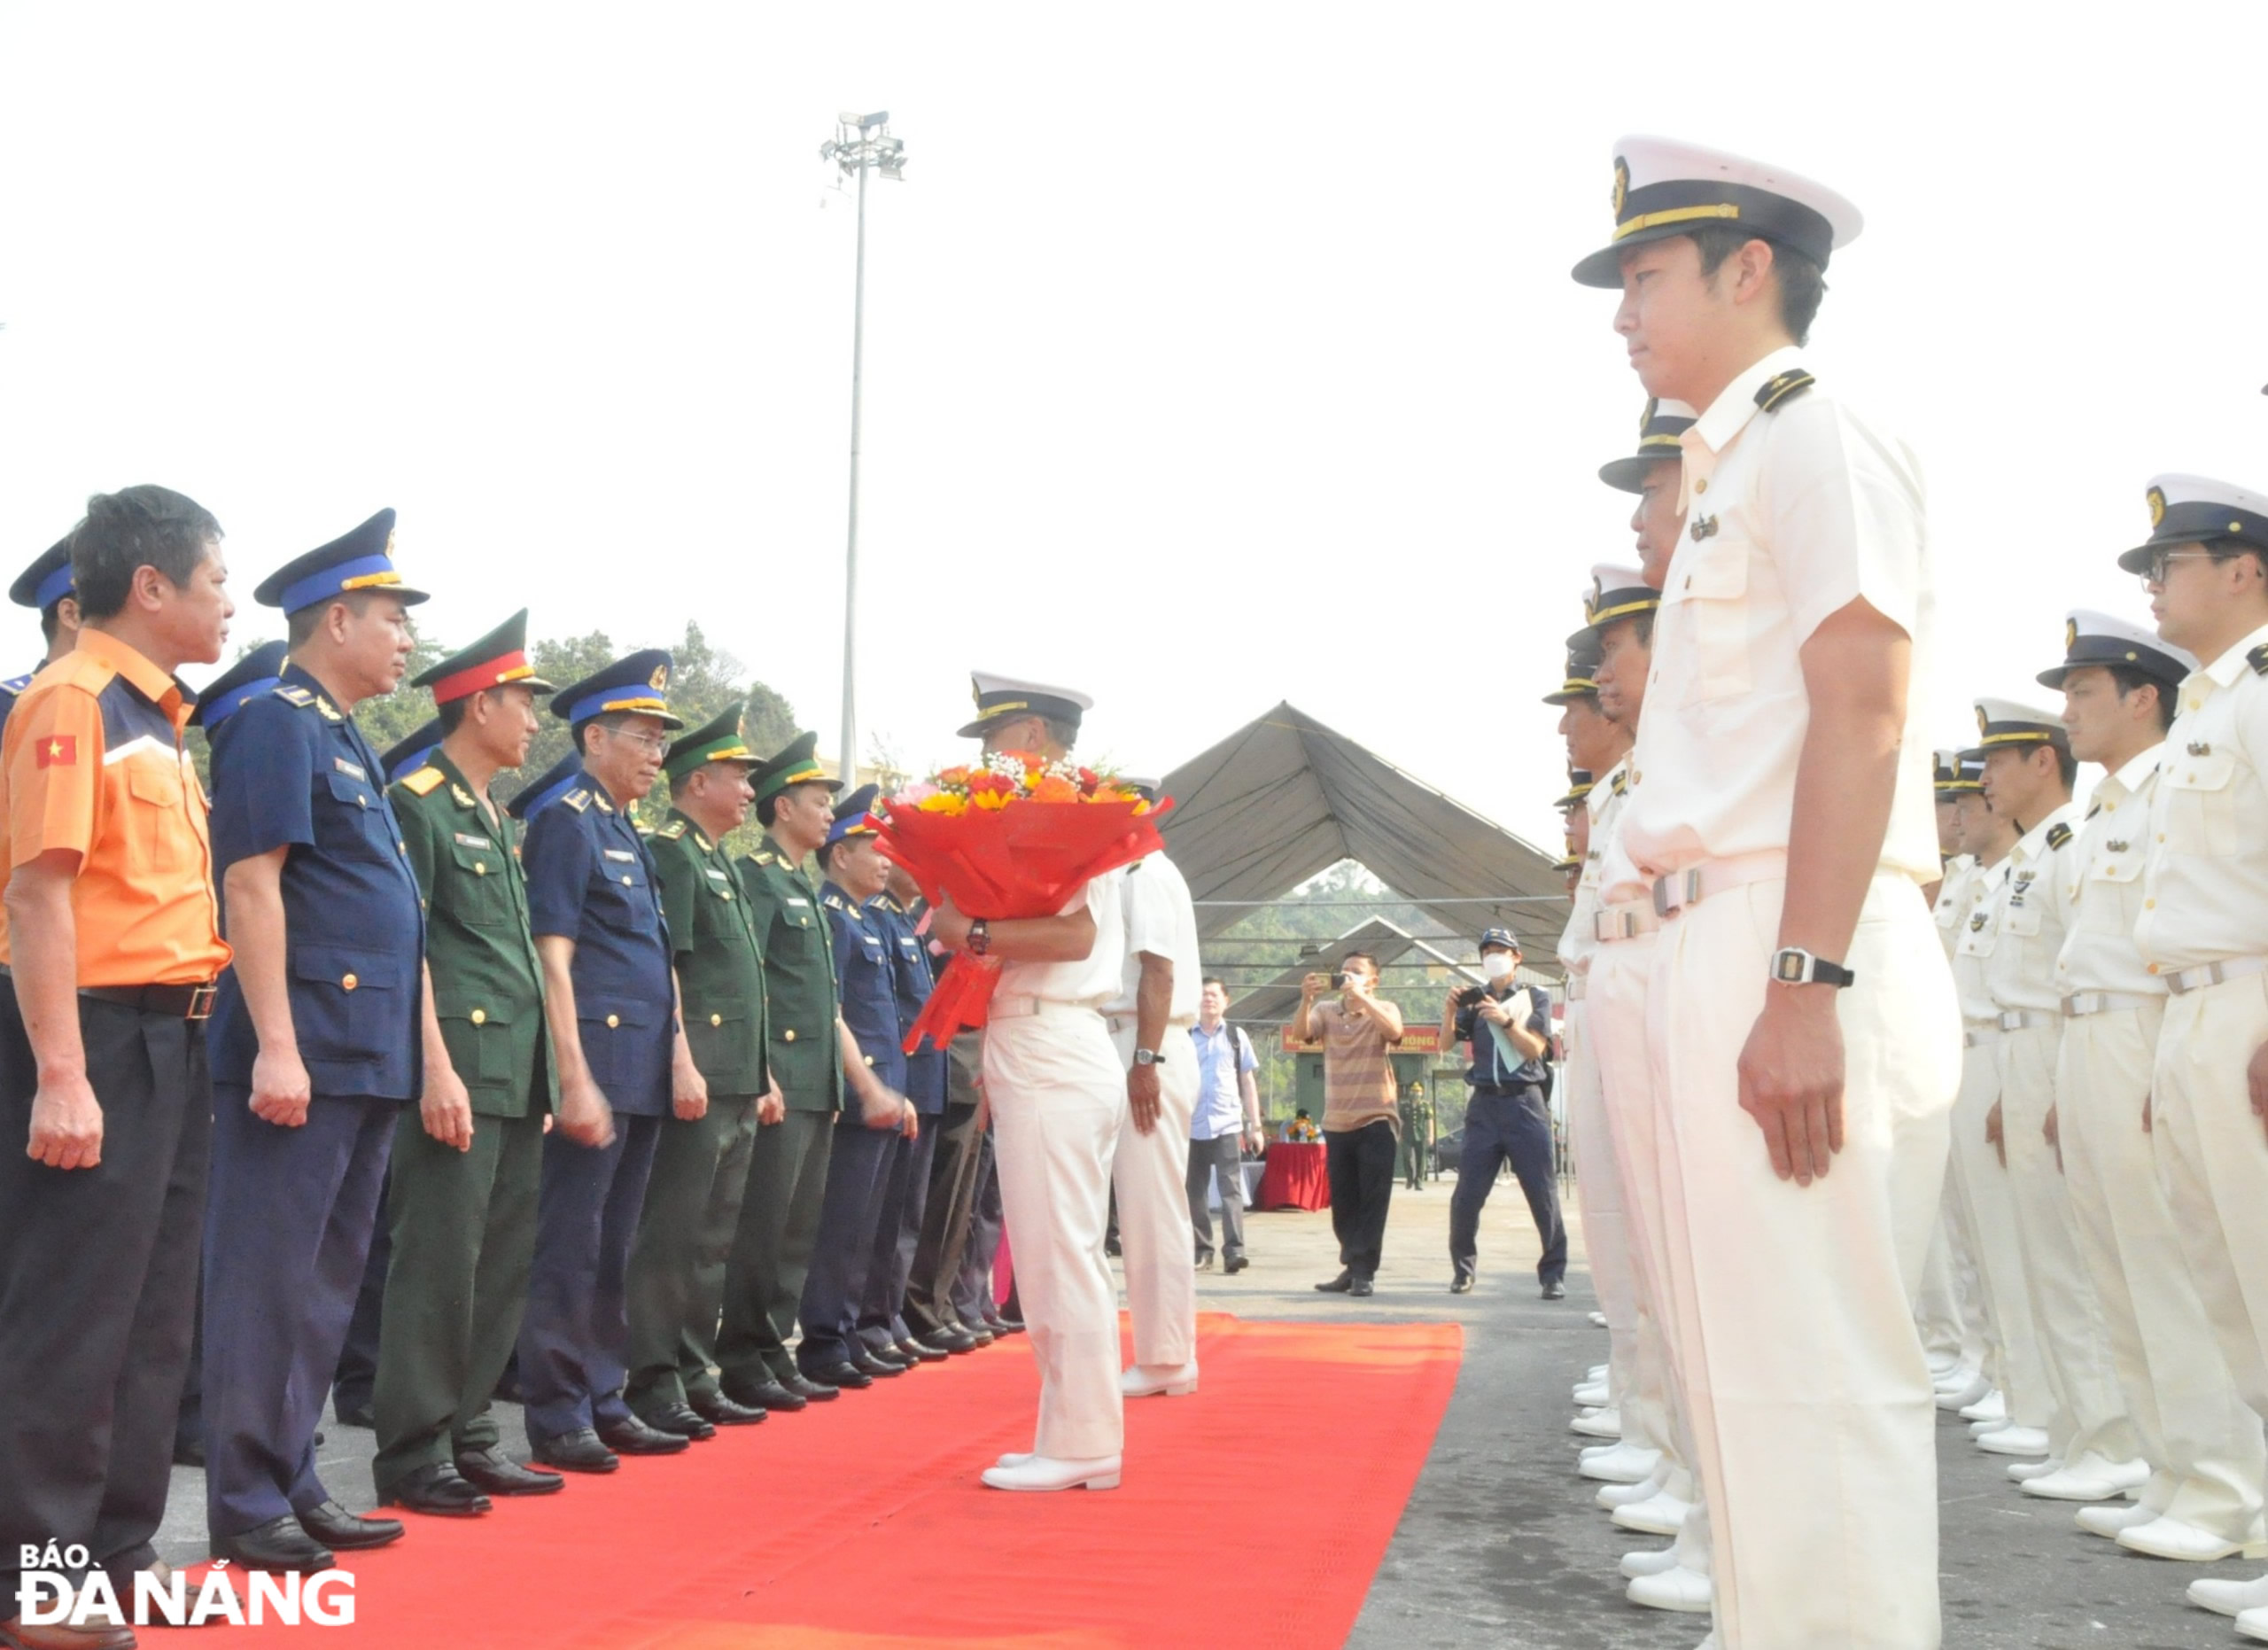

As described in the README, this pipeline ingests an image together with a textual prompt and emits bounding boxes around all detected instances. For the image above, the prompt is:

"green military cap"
[750,729,843,806]
[411,608,555,705]
[665,704,759,782]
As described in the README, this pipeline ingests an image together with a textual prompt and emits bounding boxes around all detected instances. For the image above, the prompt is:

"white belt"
[1595,901,1660,942]
[2060,990,2158,1018]
[1565,977,1588,1003]
[990,994,1110,1022]
[1961,1022,2000,1049]
[1650,850,1789,920]
[1104,1011,1196,1036]
[1997,1008,2056,1032]
[2161,955,2268,996]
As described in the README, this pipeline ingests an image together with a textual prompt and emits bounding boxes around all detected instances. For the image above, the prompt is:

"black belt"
[81,982,218,1021]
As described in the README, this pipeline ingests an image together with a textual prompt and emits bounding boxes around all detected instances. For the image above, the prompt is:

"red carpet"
[157,1312,1459,1648]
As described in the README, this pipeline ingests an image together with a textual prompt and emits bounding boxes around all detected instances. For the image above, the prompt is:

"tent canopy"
[1157,703,1572,971]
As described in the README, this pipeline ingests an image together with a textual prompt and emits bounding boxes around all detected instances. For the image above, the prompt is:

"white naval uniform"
[1985,799,2138,1468]
[1953,854,2056,1436]
[2058,744,2266,1537]
[1104,849,1203,1372]
[983,868,1130,1461]
[1617,346,1960,1649]
[2138,624,2268,1423]
[1914,854,1988,1375]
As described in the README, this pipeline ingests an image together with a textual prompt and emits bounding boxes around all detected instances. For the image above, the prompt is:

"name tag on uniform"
[603,848,635,862]
[454,832,493,849]
[786,896,811,907]
[334,758,368,780]
[703,868,729,882]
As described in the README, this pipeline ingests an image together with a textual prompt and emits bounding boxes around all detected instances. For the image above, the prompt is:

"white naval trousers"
[1946,1030,2056,1434]
[1912,1182,1986,1373]
[1562,994,1651,1448]
[1107,1020,1200,1370]
[2153,973,2268,1425]
[1995,1021,2139,1467]
[983,1002,1128,1461]
[1589,930,1713,1579]
[1644,874,1957,1650]
[2061,1002,2267,1537]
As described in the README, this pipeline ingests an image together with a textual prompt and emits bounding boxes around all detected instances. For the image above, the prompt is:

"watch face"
[1775,950,1807,983]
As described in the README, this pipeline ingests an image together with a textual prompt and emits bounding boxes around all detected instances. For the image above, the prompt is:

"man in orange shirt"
[0,486,235,1650]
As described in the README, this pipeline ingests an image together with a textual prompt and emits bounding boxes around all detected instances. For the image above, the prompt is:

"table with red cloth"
[1254,1140,1330,1210]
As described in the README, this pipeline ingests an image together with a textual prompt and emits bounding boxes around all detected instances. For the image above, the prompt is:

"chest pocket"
[1999,894,2044,939]
[317,768,391,858]
[1666,545,1752,704]
[594,851,650,900]
[124,759,190,873]
[448,837,509,922]
[1957,913,1999,960]
[2163,745,2242,858]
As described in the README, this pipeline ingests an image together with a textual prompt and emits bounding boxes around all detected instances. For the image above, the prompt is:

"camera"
[1330,970,1349,990]
[1455,985,1488,1010]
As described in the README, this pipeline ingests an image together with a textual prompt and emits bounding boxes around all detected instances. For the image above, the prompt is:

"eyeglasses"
[2141,549,2217,588]
[601,727,670,754]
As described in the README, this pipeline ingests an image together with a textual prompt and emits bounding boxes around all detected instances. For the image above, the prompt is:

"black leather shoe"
[962,1326,996,1348]
[803,1361,874,1390]
[1541,1279,1566,1301]
[333,1401,376,1430]
[781,1372,840,1403]
[211,1514,335,1572]
[596,1415,689,1455]
[1349,1276,1375,1297]
[454,1448,563,1496]
[850,1352,905,1379]
[920,1327,978,1355]
[1223,1256,1250,1275]
[1449,1274,1475,1295]
[296,1500,405,1551]
[378,1462,491,1517]
[722,1376,805,1413]
[866,1343,913,1369]
[640,1401,717,1441]
[1315,1270,1354,1293]
[688,1391,768,1426]
[985,1314,1024,1335]
[897,1337,948,1364]
[530,1428,619,1474]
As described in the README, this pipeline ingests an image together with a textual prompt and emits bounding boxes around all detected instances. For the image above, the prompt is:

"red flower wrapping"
[878,798,1170,1054]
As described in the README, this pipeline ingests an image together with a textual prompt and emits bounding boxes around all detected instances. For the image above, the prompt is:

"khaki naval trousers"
[984,1001,1127,1461]
[1107,1021,1199,1370]
[1946,1028,2056,1434]
[2062,1000,2266,1537]
[1644,874,1957,1649]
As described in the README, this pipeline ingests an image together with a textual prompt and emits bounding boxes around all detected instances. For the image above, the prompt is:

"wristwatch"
[966,917,990,957]
[1133,1047,1163,1067]
[1769,946,1855,988]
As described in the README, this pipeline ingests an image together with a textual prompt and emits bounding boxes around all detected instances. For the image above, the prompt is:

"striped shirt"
[1310,999,1400,1132]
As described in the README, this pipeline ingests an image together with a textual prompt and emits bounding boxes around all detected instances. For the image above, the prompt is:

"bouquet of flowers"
[876,751,1169,1053]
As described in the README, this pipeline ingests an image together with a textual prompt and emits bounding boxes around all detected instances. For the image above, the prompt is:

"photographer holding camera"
[1440,928,1565,1298]
[1294,953,1403,1297]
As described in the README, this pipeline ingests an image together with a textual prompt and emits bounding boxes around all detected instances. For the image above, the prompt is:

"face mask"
[1482,953,1516,981]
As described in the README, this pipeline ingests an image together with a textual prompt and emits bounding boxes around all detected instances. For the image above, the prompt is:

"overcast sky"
[5,2,2265,852]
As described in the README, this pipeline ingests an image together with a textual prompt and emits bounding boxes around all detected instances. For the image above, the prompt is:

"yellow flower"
[972,790,1011,812]
[917,792,967,815]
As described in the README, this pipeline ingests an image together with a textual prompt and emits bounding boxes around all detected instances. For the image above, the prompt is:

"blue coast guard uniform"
[0,535,77,740]
[517,650,685,1455]
[201,510,431,1545]
[796,787,911,1378]
[856,883,946,1358]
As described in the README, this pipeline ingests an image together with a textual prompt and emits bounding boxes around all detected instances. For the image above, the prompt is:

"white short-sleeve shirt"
[1984,800,2083,1015]
[999,866,1127,1005]
[1106,849,1203,1021]
[2137,624,2268,972]
[1618,346,1939,885]
[2055,746,2165,998]
[1558,755,1631,974]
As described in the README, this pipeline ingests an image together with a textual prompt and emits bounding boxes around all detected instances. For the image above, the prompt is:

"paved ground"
[156,1166,2266,1646]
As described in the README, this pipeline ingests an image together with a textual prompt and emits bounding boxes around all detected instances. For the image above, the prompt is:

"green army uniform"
[625,709,773,1425]
[369,615,559,1503]
[716,732,845,1398]
[1400,1082,1431,1189]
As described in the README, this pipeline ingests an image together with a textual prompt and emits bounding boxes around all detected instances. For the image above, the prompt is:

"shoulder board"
[448,783,478,810]
[563,788,592,813]
[656,820,687,841]
[1754,368,1815,413]
[635,825,654,839]
[1610,769,1629,796]
[823,892,846,910]
[2249,642,2268,676]
[2046,822,2073,851]
[273,684,315,707]
[398,766,445,797]
[0,673,30,696]
[750,851,776,867]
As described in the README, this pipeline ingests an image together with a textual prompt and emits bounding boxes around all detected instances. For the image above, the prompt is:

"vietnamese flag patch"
[35,735,76,767]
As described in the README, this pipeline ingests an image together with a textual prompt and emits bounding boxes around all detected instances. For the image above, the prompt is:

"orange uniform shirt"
[0,628,230,986]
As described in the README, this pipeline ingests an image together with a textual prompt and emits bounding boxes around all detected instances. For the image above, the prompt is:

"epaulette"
[398,767,444,797]
[448,783,478,810]
[2046,821,2073,851]
[0,673,30,697]
[655,820,687,841]
[2249,642,2268,676]
[823,892,846,910]
[563,788,592,813]
[1754,368,1815,413]
[1610,769,1629,796]
[274,684,315,707]
[750,851,777,867]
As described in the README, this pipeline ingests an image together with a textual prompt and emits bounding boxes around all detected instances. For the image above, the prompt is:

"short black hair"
[1688,223,1827,346]
[1340,950,1379,976]
[2106,666,2177,734]
[69,486,222,622]
[575,711,634,759]
[1201,975,1226,992]
[286,588,384,650]
[2206,537,2268,582]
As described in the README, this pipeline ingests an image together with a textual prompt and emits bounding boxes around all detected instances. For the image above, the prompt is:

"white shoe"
[1620,1545,1682,1579]
[1120,1362,1198,1397]
[980,1453,1122,1492]
[1597,1472,1668,1509]
[1976,1425,2052,1457]
[1626,1564,1713,1614]
[1572,1380,1610,1407]
[1577,1442,1662,1484]
[1934,1371,1992,1411]
[2115,1514,2268,1562]
[1926,1348,1961,1377]
[1588,1363,1608,1381]
[2019,1455,2150,1501]
[2190,1571,2268,1616]
[2236,1605,2268,1642]
[1958,1389,2008,1423]
[2075,1501,2161,1539]
[1611,1491,1690,1537]
[2006,1459,2059,1483]
[996,1451,1034,1468]
[1572,1407,1622,1440]
[1588,1311,1608,1327]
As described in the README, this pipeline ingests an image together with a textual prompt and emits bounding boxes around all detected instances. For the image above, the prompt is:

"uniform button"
[622,875,633,886]
[710,1013,723,1027]
[1695,478,1708,494]
[719,888,733,899]
[864,1054,874,1066]
[342,973,359,992]
[397,839,406,852]
[474,861,486,876]
[606,1014,620,1029]
[357,795,368,809]
[2148,962,2160,975]
[783,1028,797,1043]
[470,1008,486,1025]
[2158,834,2166,842]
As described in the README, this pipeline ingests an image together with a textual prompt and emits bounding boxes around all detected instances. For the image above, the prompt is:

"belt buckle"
[186,984,217,1022]
[1651,868,1699,919]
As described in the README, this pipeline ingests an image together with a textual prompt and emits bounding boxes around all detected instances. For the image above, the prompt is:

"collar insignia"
[450,783,478,809]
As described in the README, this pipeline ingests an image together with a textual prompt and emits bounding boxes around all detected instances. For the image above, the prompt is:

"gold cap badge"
[2147,486,2167,528]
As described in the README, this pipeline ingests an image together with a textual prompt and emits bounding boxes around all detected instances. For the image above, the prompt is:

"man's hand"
[898,1101,920,1140]
[1127,1060,1161,1135]
[1341,970,1372,1000]
[930,894,973,953]
[1735,989,1845,1186]
[1243,1128,1264,1156]
[2249,1039,2268,1145]
[1476,993,1517,1027]
[861,1084,910,1131]
[672,1049,710,1123]
[2042,1102,2062,1172]
[758,1079,786,1127]
[1985,1098,2005,1168]
[556,1072,616,1148]
[249,1047,315,1129]
[26,1071,104,1170]
[420,1063,475,1152]
[1301,971,1330,1003]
